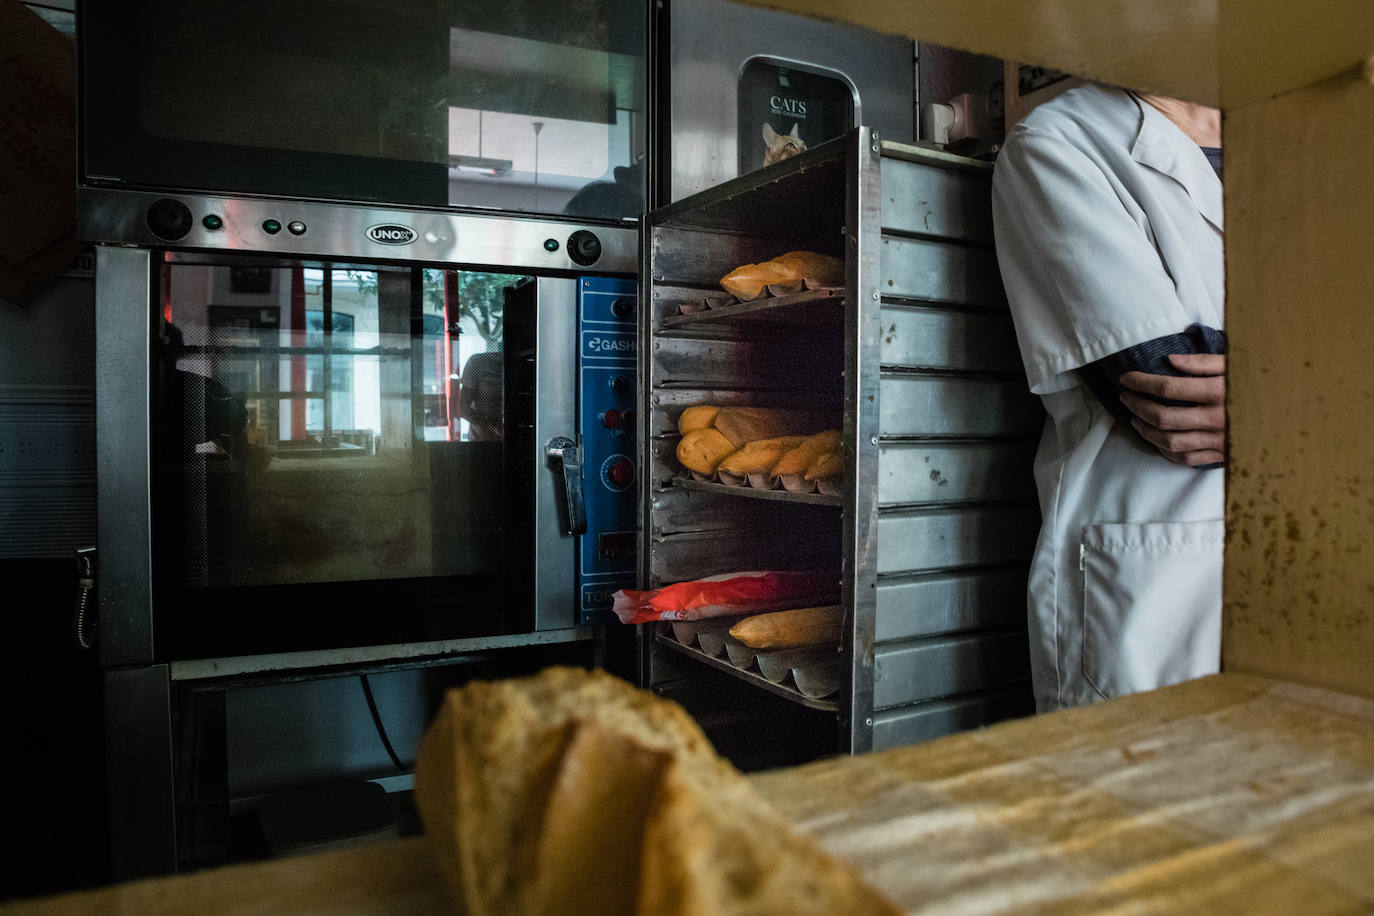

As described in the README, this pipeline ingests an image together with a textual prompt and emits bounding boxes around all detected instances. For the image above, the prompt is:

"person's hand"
[1118,354,1225,467]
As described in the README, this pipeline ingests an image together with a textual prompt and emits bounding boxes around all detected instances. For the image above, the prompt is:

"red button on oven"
[601,408,621,428]
[606,457,635,488]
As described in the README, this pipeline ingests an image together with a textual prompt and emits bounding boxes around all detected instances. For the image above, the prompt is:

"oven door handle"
[545,436,587,536]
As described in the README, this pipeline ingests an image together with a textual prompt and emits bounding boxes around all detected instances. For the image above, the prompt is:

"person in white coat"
[991,84,1226,711]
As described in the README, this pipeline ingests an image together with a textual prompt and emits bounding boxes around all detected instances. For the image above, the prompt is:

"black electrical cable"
[359,674,408,772]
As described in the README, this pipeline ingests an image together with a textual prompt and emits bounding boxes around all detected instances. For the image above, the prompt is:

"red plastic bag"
[611,571,834,625]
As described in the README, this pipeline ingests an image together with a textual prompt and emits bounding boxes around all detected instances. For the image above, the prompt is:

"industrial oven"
[639,130,1039,756]
[78,0,649,877]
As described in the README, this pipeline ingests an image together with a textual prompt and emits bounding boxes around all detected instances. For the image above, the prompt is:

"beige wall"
[1224,73,1374,696]
[738,0,1374,698]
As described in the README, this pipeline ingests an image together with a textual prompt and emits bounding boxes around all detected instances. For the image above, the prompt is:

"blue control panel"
[577,276,638,625]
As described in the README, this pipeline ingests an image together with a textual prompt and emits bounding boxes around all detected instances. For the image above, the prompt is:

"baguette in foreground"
[414,667,902,916]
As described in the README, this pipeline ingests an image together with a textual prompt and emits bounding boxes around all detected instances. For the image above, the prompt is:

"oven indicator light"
[202,214,223,231]
[601,454,635,491]
[288,221,307,235]
[262,219,282,234]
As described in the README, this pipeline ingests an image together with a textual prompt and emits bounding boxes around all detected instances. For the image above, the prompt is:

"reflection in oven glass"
[160,263,528,592]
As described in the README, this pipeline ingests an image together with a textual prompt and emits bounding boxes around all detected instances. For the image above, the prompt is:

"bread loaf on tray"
[676,405,720,435]
[729,605,845,649]
[676,428,736,475]
[414,667,902,916]
[720,250,844,301]
[716,435,807,485]
[772,429,843,478]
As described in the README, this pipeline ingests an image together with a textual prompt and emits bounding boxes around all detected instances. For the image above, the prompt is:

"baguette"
[676,428,736,475]
[719,260,795,301]
[716,436,807,476]
[413,667,903,916]
[772,429,843,478]
[676,405,719,435]
[773,250,844,288]
[804,446,844,482]
[729,605,844,649]
[720,251,844,300]
[712,407,828,449]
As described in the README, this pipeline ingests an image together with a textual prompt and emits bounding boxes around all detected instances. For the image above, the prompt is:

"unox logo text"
[587,336,635,354]
[366,224,417,245]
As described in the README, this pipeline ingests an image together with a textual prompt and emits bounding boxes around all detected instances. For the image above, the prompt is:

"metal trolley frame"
[638,129,1040,757]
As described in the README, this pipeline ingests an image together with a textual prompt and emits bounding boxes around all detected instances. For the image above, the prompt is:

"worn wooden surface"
[1218,1,1374,108]
[1223,73,1374,699]
[753,673,1374,913]
[11,674,1374,914]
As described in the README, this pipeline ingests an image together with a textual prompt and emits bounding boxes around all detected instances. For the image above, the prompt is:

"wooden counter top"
[11,673,1373,914]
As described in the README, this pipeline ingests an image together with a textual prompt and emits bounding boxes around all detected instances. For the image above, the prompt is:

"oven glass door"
[81,0,647,220]
[152,257,539,659]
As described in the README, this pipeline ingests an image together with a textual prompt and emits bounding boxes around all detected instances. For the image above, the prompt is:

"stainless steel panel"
[96,246,154,667]
[881,235,1005,308]
[878,304,1021,372]
[879,374,1042,439]
[871,683,1033,750]
[873,629,1031,708]
[78,189,638,275]
[876,505,1040,575]
[875,567,1029,641]
[169,628,595,681]
[649,228,788,291]
[843,128,885,754]
[651,333,841,390]
[534,278,579,630]
[879,157,994,243]
[878,441,1037,505]
[649,485,835,537]
[669,0,913,201]
[104,665,176,879]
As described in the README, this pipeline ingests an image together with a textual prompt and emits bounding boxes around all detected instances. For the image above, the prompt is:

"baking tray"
[654,618,843,711]
[670,475,843,507]
[660,287,844,330]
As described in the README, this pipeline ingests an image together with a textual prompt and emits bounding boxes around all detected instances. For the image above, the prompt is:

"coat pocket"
[1081,520,1223,700]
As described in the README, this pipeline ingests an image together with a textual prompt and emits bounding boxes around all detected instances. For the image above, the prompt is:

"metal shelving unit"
[639,130,1041,757]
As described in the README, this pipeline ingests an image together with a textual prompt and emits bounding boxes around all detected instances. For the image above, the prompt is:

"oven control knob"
[602,455,635,491]
[146,198,193,241]
[611,297,633,319]
[567,230,602,266]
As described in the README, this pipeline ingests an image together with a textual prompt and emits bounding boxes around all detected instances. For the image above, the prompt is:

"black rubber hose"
[359,674,408,772]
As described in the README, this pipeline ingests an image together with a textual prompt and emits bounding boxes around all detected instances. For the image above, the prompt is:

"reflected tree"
[342,269,523,348]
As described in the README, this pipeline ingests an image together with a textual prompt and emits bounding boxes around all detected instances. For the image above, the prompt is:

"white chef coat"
[991,84,1224,711]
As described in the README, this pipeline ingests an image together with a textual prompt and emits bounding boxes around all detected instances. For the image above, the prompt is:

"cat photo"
[762,122,807,166]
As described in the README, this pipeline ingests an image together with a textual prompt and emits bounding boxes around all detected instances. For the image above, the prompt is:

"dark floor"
[0,558,110,903]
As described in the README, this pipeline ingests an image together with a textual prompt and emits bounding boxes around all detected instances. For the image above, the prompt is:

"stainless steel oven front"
[86,189,637,667]
[83,189,637,876]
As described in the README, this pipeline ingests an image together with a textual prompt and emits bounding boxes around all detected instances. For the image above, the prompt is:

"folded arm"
[1078,325,1226,468]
